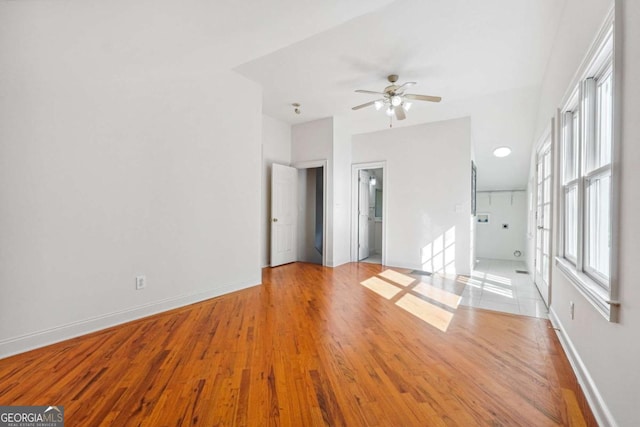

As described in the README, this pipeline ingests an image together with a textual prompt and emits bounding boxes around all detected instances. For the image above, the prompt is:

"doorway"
[297,167,324,265]
[534,138,552,306]
[270,161,327,267]
[351,163,386,265]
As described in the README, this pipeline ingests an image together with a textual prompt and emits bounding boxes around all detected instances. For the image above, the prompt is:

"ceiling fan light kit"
[352,74,441,127]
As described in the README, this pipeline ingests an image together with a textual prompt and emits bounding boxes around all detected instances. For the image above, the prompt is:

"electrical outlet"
[136,275,146,290]
[570,301,575,320]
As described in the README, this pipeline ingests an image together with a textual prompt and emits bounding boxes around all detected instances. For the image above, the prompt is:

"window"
[557,14,618,321]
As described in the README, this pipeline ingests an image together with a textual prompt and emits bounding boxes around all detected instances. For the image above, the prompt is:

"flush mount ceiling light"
[369,176,377,186]
[493,147,512,158]
[351,74,442,127]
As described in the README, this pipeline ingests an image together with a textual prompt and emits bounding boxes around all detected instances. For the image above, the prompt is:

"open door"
[271,164,298,267]
[351,163,385,265]
[534,142,552,305]
[358,170,371,260]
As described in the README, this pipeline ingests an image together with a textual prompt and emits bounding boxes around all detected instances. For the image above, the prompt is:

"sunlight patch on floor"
[360,270,462,332]
[485,273,512,286]
[456,276,483,288]
[378,269,416,287]
[360,277,402,299]
[395,294,454,332]
[412,282,461,309]
[482,283,514,298]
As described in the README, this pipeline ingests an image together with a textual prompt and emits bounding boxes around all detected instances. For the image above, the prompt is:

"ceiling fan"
[352,74,441,125]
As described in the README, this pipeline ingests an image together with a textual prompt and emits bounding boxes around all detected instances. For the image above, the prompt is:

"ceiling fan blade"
[395,106,406,120]
[352,100,377,110]
[405,94,442,102]
[355,89,386,95]
[395,82,416,92]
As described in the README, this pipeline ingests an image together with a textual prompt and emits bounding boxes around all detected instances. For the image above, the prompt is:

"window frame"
[560,91,580,266]
[555,8,620,322]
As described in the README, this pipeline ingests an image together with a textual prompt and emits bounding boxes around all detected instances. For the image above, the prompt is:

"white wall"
[292,118,334,265]
[529,1,640,425]
[475,191,527,261]
[351,86,540,191]
[0,5,262,357]
[352,118,472,275]
[332,115,353,266]
[374,222,383,255]
[262,115,292,266]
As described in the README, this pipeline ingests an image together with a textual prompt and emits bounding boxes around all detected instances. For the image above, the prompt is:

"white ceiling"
[235,0,566,190]
[5,0,565,190]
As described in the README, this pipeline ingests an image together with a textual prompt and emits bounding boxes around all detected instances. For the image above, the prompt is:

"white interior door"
[535,144,552,305]
[358,170,371,260]
[271,164,298,267]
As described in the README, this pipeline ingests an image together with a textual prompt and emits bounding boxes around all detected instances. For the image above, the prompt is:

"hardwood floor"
[0,262,596,426]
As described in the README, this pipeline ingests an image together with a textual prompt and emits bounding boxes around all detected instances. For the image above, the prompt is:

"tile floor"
[359,253,382,264]
[460,258,548,319]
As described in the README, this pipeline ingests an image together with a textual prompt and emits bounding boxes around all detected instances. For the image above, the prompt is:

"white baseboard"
[548,308,617,427]
[0,280,260,359]
[329,258,351,268]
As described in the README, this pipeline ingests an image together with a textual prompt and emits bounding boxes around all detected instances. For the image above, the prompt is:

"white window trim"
[555,6,620,322]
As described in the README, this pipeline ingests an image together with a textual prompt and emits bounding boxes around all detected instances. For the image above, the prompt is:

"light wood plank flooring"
[0,262,596,426]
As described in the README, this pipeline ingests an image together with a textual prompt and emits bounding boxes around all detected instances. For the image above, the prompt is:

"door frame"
[357,169,372,261]
[293,159,328,266]
[533,122,554,306]
[351,161,387,265]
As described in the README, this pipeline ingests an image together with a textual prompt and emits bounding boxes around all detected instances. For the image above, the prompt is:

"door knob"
[273,218,278,222]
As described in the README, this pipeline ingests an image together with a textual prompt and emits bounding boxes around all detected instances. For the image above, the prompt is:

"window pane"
[544,152,551,179]
[542,230,550,278]
[543,203,551,229]
[564,186,578,260]
[537,182,543,211]
[571,111,579,179]
[537,161,543,184]
[544,178,551,205]
[563,111,579,183]
[586,173,611,281]
[595,69,613,169]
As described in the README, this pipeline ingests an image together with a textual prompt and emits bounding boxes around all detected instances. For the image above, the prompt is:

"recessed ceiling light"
[493,147,512,158]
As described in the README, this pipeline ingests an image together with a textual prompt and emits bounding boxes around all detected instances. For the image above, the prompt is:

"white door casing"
[535,142,552,305]
[271,164,298,267]
[351,162,386,265]
[292,160,327,266]
[358,170,371,260]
